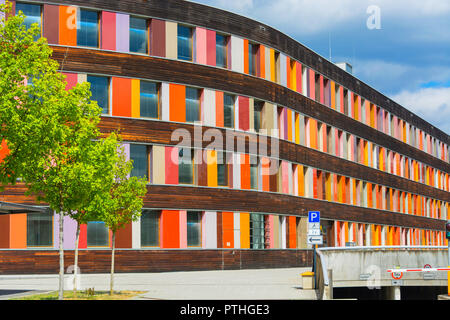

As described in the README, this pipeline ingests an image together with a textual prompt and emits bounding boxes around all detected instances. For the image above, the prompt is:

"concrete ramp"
[315,246,449,299]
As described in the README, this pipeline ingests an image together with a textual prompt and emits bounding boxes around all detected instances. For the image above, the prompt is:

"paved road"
[0,268,317,300]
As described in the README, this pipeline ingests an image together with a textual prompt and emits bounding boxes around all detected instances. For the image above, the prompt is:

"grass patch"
[11,289,146,300]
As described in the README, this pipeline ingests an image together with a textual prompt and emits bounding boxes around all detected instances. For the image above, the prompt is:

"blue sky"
[190,0,450,135]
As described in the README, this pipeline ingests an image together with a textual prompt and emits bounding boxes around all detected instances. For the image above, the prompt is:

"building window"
[179,148,194,184]
[250,155,258,190]
[315,74,321,103]
[77,9,99,48]
[216,34,228,68]
[248,42,259,76]
[343,89,349,115]
[274,51,280,83]
[130,16,148,54]
[187,211,202,247]
[140,209,160,247]
[16,2,41,33]
[217,151,228,187]
[27,210,53,247]
[186,87,201,123]
[254,101,263,133]
[223,94,235,128]
[326,126,332,155]
[140,81,159,119]
[130,144,149,180]
[335,84,341,110]
[87,75,109,114]
[250,213,265,249]
[87,221,109,247]
[177,25,193,61]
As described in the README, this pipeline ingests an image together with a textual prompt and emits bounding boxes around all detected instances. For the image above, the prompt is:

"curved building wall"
[0,0,449,272]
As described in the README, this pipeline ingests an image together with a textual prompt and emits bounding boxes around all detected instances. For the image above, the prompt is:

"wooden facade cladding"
[0,183,444,231]
[144,186,445,231]
[0,249,313,274]
[31,0,449,145]
[49,46,450,175]
[97,116,450,204]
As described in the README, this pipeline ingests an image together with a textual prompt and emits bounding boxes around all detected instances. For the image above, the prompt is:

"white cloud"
[346,58,450,93]
[379,0,450,17]
[391,87,450,134]
[191,0,450,35]
[190,0,450,134]
[353,59,412,82]
[258,0,360,34]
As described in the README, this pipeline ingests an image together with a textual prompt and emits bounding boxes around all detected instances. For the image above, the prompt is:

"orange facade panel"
[240,154,251,190]
[161,210,180,248]
[243,39,249,74]
[288,216,296,249]
[10,214,27,249]
[170,84,186,122]
[259,45,266,80]
[112,77,132,117]
[222,212,234,248]
[240,212,250,249]
[59,5,77,46]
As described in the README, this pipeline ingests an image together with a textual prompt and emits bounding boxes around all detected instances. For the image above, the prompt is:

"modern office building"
[0,0,449,273]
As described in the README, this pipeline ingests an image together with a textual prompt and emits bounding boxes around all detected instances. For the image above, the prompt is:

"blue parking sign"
[308,211,320,223]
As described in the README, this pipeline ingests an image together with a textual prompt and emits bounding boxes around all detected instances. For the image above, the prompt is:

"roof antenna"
[329,32,332,62]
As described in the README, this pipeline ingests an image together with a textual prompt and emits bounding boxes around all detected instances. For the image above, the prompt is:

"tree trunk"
[73,222,80,298]
[58,211,64,300]
[110,231,116,296]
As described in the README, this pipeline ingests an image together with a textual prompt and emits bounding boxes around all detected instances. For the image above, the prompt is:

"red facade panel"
[43,4,59,45]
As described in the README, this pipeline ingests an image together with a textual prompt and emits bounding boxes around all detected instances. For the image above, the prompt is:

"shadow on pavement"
[0,290,31,296]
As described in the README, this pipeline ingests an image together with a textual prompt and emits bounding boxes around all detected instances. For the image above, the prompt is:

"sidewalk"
[0,267,317,300]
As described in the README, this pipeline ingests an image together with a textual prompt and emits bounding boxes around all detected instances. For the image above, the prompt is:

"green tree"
[0,2,147,300]
[85,141,147,295]
[0,3,104,300]
[68,133,124,297]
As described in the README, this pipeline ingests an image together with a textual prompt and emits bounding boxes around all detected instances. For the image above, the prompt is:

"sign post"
[308,211,321,286]
[307,211,322,244]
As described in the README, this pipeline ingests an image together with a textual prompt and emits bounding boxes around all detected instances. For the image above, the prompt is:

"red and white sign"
[391,271,403,280]
[387,267,450,273]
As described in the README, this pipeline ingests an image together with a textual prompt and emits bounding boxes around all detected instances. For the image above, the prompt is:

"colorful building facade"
[0,0,449,273]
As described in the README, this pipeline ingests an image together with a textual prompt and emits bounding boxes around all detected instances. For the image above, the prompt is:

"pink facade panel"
[357,96,362,121]
[195,27,207,65]
[116,13,129,53]
[165,146,179,184]
[268,215,274,249]
[319,75,324,104]
[206,29,216,67]
[179,210,187,248]
[296,61,302,94]
[309,69,315,100]
[282,161,289,194]
[101,11,116,50]
[63,72,78,90]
